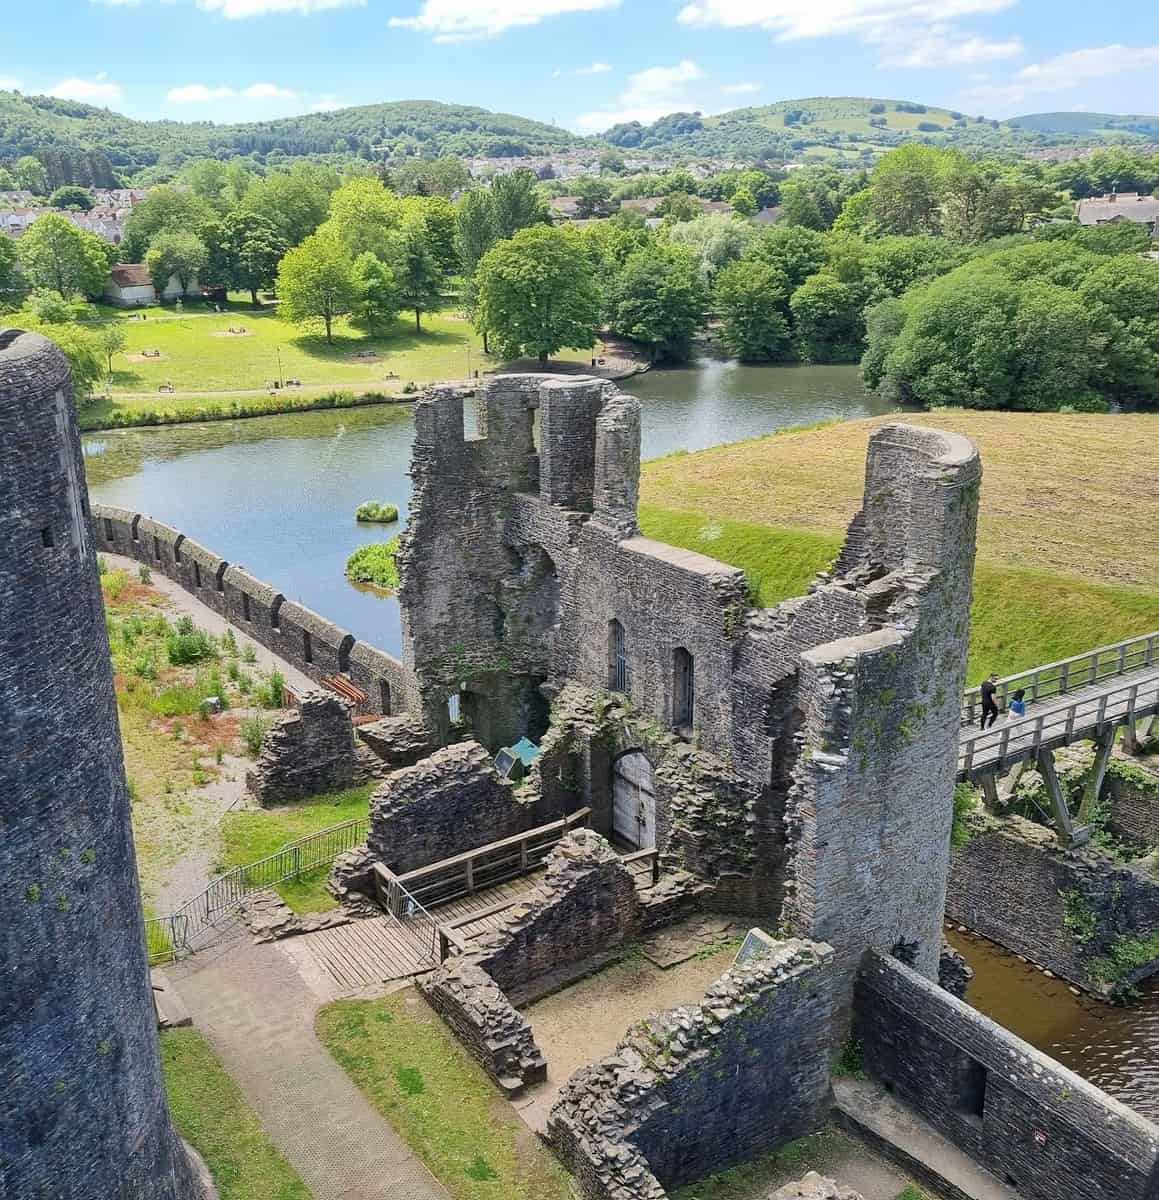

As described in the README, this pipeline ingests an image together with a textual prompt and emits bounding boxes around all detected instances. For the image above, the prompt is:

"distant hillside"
[1011,111,1159,137]
[600,96,1159,162]
[0,92,582,178]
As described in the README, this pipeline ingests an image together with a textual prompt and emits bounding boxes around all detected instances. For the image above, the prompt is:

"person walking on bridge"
[980,673,1000,730]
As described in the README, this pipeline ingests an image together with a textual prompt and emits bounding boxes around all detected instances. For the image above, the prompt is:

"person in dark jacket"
[980,673,1000,729]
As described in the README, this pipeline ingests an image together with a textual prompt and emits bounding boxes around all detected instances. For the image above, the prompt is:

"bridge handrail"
[961,630,1159,724]
[959,672,1159,774]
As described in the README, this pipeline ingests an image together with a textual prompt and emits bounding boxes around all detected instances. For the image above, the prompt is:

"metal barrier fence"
[372,864,440,964]
[959,672,1159,778]
[144,815,369,964]
[961,631,1159,728]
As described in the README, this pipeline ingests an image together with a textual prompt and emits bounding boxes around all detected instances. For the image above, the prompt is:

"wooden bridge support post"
[979,772,1001,812]
[1123,715,1156,756]
[1077,724,1118,826]
[1035,748,1081,849]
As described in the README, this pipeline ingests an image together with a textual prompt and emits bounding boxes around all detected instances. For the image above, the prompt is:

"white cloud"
[876,28,1022,68]
[968,70,990,81]
[0,75,22,91]
[49,73,122,102]
[167,81,298,103]
[720,81,761,94]
[553,61,612,78]
[572,58,708,132]
[390,0,620,43]
[961,44,1159,110]
[197,0,363,14]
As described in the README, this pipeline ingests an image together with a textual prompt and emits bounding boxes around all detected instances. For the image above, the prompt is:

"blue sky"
[3,0,1159,133]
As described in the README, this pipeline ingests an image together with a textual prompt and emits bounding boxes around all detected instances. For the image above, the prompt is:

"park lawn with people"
[639,409,1159,684]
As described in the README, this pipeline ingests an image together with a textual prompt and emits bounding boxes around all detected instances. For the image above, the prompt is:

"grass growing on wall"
[316,993,574,1200]
[637,506,1159,686]
[161,1028,311,1200]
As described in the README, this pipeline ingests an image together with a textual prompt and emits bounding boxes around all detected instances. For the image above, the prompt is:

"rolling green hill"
[0,91,582,177]
[1011,111,1159,137]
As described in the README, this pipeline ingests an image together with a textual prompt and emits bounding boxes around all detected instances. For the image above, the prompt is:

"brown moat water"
[947,928,1159,1120]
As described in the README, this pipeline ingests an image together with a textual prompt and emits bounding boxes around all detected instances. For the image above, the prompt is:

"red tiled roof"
[109,263,152,288]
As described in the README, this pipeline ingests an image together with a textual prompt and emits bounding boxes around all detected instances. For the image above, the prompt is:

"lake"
[83,361,890,655]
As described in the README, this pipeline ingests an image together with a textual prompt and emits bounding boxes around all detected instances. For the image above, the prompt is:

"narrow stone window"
[103,518,114,542]
[303,631,313,664]
[448,691,461,723]
[174,541,182,565]
[242,592,251,623]
[81,497,89,517]
[380,681,391,716]
[152,535,161,562]
[608,619,628,693]
[193,562,202,590]
[130,517,140,542]
[957,1058,988,1126]
[270,597,281,631]
[41,526,54,548]
[673,647,695,733]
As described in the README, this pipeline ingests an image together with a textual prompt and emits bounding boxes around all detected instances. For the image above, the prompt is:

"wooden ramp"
[283,875,538,999]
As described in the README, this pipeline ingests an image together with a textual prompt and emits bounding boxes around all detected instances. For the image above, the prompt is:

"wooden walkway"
[283,875,539,998]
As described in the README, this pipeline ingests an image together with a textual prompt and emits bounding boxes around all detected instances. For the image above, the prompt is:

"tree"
[868,144,947,236]
[18,317,104,405]
[456,188,497,351]
[574,175,615,219]
[713,259,793,361]
[401,195,459,275]
[789,275,862,361]
[490,169,550,239]
[0,165,16,190]
[145,230,207,297]
[394,214,445,333]
[180,158,254,213]
[96,322,127,377]
[388,156,470,198]
[352,253,401,335]
[0,236,26,310]
[656,191,700,223]
[49,186,95,212]
[729,186,758,217]
[322,176,402,259]
[18,214,110,299]
[604,243,706,362]
[1077,257,1159,405]
[215,210,287,306]
[276,231,357,344]
[746,225,826,290]
[14,155,48,194]
[476,225,599,363]
[242,162,340,248]
[121,187,216,263]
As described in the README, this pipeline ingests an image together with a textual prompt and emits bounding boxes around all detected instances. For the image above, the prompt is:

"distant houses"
[1076,191,1159,235]
[0,187,146,245]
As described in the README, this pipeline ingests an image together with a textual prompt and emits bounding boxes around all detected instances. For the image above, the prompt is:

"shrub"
[100,569,130,602]
[131,652,158,680]
[241,643,257,664]
[97,555,108,575]
[345,537,401,591]
[258,670,286,709]
[166,616,215,666]
[355,501,400,524]
[241,712,273,757]
[138,564,152,584]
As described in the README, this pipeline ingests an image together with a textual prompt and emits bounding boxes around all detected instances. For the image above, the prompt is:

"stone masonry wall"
[946,814,1159,995]
[854,950,1159,1200]
[475,829,640,998]
[547,938,838,1200]
[90,502,417,717]
[1108,761,1159,846]
[245,690,357,806]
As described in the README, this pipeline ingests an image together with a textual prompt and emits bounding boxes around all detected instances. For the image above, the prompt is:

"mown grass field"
[639,410,1159,684]
[317,993,574,1200]
[161,1028,311,1200]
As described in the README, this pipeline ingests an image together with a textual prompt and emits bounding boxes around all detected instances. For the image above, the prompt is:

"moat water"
[80,360,1159,1113]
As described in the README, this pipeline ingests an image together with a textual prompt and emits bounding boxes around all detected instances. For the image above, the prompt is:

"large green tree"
[0,236,26,310]
[121,187,216,262]
[476,225,599,362]
[49,186,95,212]
[351,252,401,335]
[489,169,550,239]
[18,213,110,299]
[14,155,48,194]
[276,231,357,344]
[604,243,707,362]
[322,176,402,259]
[214,210,287,306]
[713,259,793,361]
[242,162,340,248]
[789,275,862,362]
[145,230,208,296]
[456,188,498,351]
[394,214,445,333]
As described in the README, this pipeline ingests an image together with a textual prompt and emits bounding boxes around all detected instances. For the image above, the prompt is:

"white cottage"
[104,263,201,306]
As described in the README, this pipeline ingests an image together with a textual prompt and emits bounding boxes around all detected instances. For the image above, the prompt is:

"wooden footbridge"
[957,631,1159,847]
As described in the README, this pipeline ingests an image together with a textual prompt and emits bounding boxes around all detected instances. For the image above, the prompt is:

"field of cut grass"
[639,410,1159,685]
[318,992,574,1200]
[161,1028,311,1200]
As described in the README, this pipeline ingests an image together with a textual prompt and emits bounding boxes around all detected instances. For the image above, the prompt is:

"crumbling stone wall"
[1107,760,1159,846]
[246,690,357,806]
[947,813,1159,995]
[475,830,640,999]
[854,950,1159,1200]
[1,329,206,1200]
[90,502,418,717]
[546,938,838,1200]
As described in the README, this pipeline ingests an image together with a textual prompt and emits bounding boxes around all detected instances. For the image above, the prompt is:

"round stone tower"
[0,330,207,1199]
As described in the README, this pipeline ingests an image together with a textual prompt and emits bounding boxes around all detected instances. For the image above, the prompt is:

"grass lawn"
[161,1028,311,1200]
[316,992,574,1200]
[638,413,1159,686]
[216,783,373,912]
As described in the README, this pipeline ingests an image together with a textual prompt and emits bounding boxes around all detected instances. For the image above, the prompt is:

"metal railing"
[959,672,1159,777]
[144,815,369,964]
[395,808,591,911]
[961,631,1159,727]
[372,863,441,964]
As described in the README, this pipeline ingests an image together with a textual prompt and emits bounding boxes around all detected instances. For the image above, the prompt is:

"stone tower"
[0,330,207,1199]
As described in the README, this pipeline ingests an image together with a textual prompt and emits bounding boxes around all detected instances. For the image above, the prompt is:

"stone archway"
[612,749,656,851]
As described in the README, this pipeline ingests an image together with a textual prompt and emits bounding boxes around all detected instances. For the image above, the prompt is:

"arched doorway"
[612,750,655,851]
